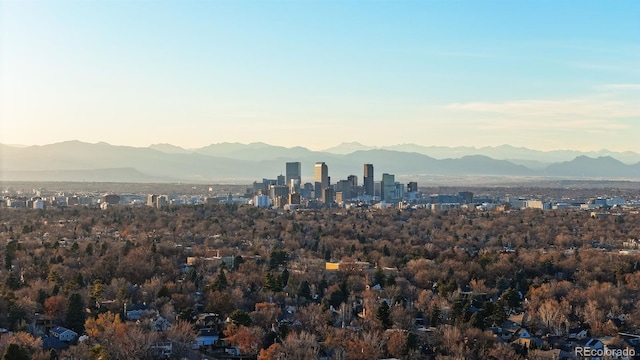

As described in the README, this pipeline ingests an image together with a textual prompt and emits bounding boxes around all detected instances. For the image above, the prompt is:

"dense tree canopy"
[0,202,638,359]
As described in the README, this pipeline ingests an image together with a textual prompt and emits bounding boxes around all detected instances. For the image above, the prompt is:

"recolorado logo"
[575,345,635,358]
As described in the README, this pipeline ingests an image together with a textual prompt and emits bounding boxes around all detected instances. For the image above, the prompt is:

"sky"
[1,0,639,152]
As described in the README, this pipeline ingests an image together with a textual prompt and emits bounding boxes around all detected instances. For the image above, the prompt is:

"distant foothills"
[1,141,639,183]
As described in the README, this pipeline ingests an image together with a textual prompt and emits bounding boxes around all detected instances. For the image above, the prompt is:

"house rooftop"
[126,303,150,312]
[42,337,69,350]
[50,326,76,335]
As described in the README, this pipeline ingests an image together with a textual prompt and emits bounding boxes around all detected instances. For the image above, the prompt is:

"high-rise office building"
[285,162,301,186]
[322,187,334,204]
[347,175,358,189]
[314,162,328,199]
[301,182,314,199]
[335,180,353,199]
[381,173,395,202]
[407,182,418,193]
[269,185,289,200]
[363,164,374,196]
[289,179,301,194]
[394,183,404,201]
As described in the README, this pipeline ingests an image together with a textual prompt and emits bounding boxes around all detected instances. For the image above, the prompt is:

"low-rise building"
[50,326,77,342]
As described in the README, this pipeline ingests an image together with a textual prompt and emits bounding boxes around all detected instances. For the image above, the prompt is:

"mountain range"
[322,142,640,167]
[1,141,639,183]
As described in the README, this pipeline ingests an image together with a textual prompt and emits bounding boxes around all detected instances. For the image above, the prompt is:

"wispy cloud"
[466,118,630,131]
[446,98,640,118]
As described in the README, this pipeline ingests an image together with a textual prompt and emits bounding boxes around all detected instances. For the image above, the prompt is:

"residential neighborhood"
[0,185,639,359]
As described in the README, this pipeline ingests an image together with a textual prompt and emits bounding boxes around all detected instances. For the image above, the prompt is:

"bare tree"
[165,319,197,359]
[281,331,319,359]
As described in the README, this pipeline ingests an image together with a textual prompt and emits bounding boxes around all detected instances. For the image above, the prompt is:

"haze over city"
[3,3,640,359]
[2,1,639,152]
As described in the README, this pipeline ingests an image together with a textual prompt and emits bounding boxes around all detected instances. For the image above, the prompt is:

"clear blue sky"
[2,0,639,151]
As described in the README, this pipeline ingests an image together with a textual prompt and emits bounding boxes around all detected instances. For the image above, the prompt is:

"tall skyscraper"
[314,162,328,199]
[381,173,395,201]
[285,162,301,186]
[363,164,374,196]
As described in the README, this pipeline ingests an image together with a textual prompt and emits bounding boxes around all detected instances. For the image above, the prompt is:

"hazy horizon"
[2,1,639,152]
[2,139,640,155]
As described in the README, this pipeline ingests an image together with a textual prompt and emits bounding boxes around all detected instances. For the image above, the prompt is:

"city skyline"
[2,1,639,152]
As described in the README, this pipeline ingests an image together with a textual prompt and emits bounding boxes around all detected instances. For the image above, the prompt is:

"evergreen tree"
[65,293,86,334]
[2,344,29,360]
[5,272,21,290]
[277,323,289,343]
[157,285,170,298]
[7,305,27,331]
[234,255,244,268]
[374,266,386,286]
[37,289,48,306]
[269,250,289,269]
[297,280,311,299]
[263,273,275,291]
[318,278,328,297]
[85,243,94,256]
[406,333,418,351]
[280,268,289,287]
[4,240,17,271]
[230,310,252,326]
[430,307,441,326]
[263,272,282,292]
[212,268,228,291]
[501,287,521,310]
[376,301,392,329]
[328,290,346,308]
[74,272,84,287]
[469,312,483,329]
[385,275,396,287]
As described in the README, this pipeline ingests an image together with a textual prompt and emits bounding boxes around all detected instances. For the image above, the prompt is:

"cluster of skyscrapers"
[251,162,419,208]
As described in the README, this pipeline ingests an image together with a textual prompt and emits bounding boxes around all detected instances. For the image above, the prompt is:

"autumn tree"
[225,325,265,356]
[258,343,283,360]
[44,295,67,323]
[85,311,158,359]
[386,330,411,359]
